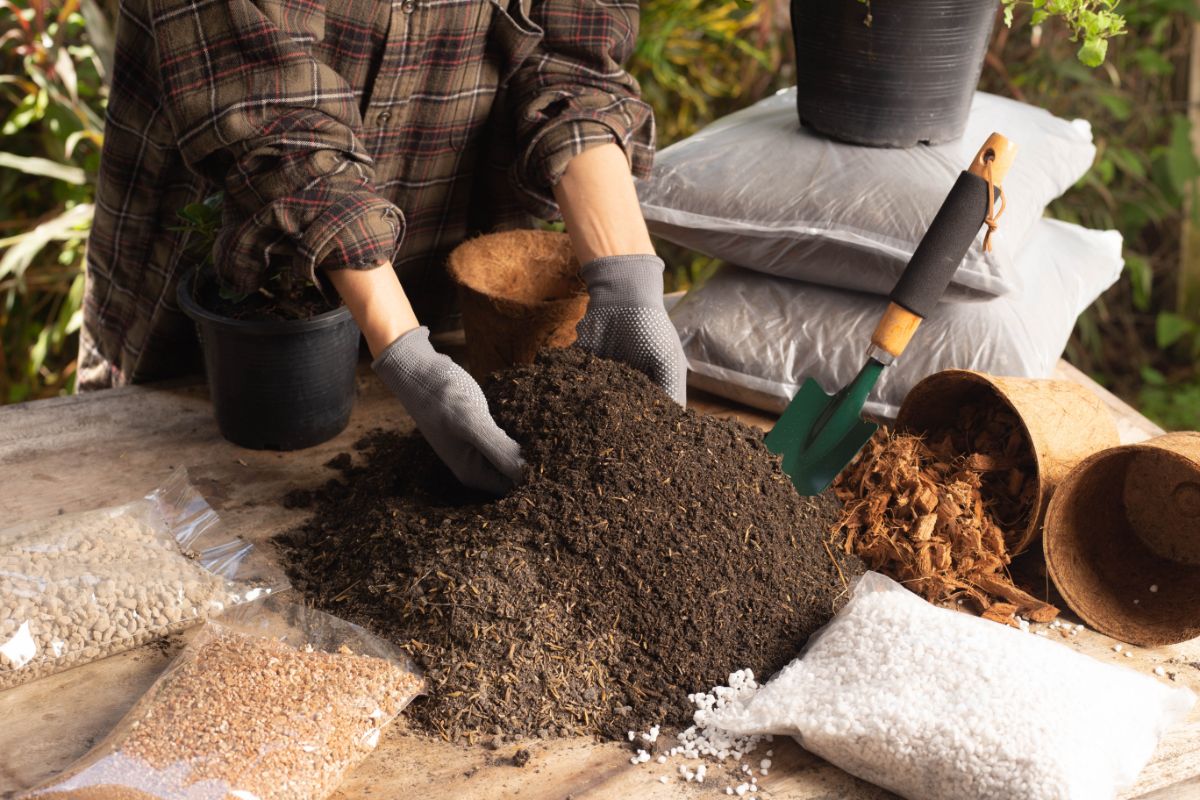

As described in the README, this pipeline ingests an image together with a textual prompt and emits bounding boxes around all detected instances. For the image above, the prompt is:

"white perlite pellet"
[0,505,267,689]
[673,670,771,762]
[692,572,1195,800]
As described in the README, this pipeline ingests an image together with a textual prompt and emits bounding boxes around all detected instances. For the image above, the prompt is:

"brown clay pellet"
[0,510,253,690]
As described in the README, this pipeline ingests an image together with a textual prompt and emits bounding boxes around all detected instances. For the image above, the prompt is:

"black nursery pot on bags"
[177,271,361,451]
[791,0,997,147]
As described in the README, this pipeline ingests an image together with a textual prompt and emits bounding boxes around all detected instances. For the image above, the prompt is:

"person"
[78,0,686,495]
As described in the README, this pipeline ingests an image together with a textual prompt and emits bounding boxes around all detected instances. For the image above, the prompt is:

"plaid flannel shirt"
[78,0,653,390]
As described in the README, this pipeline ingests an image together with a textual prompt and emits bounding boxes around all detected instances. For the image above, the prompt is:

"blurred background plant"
[5,0,1200,434]
[631,0,793,289]
[0,0,109,402]
[977,0,1200,429]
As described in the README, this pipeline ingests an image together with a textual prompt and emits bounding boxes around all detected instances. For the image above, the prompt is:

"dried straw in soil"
[833,420,1058,625]
[278,349,862,742]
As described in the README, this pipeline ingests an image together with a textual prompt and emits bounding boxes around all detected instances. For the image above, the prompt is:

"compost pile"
[278,349,861,742]
[832,404,1058,625]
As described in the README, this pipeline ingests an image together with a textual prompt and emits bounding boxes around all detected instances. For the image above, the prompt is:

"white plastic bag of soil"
[670,218,1123,421]
[699,572,1195,800]
[23,597,425,800]
[0,468,285,689]
[638,88,1095,299]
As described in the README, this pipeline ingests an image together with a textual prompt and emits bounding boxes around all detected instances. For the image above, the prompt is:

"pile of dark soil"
[277,349,861,742]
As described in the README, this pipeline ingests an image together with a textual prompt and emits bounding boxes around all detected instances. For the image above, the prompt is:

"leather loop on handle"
[972,132,1016,251]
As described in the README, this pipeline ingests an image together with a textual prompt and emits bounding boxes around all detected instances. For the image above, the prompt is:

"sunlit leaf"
[55,46,77,102]
[0,203,93,284]
[2,89,47,135]
[1078,37,1107,67]
[0,152,86,184]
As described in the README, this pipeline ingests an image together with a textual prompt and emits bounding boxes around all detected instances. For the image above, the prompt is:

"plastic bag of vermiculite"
[23,597,425,800]
[700,572,1195,800]
[0,468,284,689]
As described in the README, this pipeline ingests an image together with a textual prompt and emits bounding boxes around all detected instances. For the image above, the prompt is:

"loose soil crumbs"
[832,411,1057,625]
[278,349,861,742]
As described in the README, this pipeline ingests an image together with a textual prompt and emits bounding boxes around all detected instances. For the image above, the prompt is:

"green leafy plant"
[0,0,108,402]
[631,0,787,147]
[631,0,791,290]
[171,193,329,319]
[1001,0,1127,66]
[984,0,1200,430]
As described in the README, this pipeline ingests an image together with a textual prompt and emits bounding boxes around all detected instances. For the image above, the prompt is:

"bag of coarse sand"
[670,218,1122,421]
[0,468,285,690]
[23,597,425,800]
[698,572,1195,800]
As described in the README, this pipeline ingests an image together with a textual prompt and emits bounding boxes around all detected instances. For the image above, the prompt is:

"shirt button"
[401,0,416,13]
[376,111,392,126]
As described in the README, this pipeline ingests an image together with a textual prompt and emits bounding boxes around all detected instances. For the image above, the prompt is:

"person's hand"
[575,254,687,405]
[373,327,524,495]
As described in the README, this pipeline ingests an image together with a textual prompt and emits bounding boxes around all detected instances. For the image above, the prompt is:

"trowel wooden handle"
[871,302,925,357]
[874,132,1018,358]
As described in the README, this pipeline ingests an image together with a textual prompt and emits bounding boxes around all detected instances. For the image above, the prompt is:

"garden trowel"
[765,132,1017,495]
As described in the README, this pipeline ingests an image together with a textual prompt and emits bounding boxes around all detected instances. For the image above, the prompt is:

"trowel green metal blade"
[764,360,884,496]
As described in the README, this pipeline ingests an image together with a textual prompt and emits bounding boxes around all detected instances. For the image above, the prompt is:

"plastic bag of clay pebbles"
[700,572,1196,800]
[24,597,425,800]
[0,468,285,689]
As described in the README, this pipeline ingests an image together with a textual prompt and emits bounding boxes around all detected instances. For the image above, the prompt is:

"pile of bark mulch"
[832,403,1058,625]
[277,349,862,743]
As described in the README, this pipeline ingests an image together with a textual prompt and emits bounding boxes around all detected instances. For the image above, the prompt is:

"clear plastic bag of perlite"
[0,468,285,689]
[25,597,426,800]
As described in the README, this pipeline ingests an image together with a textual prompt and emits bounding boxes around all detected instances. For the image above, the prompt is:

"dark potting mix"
[277,349,862,742]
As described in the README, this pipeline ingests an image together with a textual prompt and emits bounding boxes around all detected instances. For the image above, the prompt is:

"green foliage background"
[3,0,1200,432]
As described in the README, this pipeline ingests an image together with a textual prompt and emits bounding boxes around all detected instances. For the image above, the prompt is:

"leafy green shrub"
[1001,0,1127,66]
[0,0,108,402]
[982,1,1200,429]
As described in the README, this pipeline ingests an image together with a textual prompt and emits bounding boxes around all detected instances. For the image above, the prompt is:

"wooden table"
[1,363,1197,800]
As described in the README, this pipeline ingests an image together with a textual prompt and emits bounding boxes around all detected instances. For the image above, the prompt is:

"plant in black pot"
[174,195,361,451]
[792,0,1126,147]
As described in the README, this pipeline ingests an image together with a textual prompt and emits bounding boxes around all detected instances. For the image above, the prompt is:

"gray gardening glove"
[373,326,524,495]
[575,254,688,406]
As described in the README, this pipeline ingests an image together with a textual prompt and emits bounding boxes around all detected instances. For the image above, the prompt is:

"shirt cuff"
[308,195,405,275]
[516,109,655,218]
[216,193,405,295]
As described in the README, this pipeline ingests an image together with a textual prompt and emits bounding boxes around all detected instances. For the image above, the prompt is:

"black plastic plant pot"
[177,271,361,451]
[791,0,997,148]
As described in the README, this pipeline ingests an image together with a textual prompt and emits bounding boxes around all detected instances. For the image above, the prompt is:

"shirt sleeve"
[507,0,655,217]
[149,0,403,295]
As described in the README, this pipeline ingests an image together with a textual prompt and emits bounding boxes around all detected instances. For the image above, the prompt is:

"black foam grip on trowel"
[890,171,1000,320]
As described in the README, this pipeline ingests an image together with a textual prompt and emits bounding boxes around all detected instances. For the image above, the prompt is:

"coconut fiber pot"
[447,230,588,380]
[178,271,361,451]
[1045,432,1200,647]
[791,0,997,147]
[897,370,1120,556]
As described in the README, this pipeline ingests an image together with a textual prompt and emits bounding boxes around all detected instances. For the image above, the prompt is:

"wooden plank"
[0,367,1197,799]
